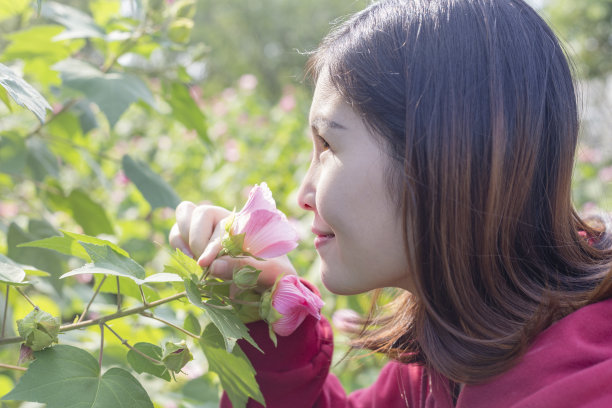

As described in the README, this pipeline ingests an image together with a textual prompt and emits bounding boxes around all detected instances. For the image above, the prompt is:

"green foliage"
[199,324,264,408]
[3,345,154,408]
[0,63,51,123]
[127,342,171,382]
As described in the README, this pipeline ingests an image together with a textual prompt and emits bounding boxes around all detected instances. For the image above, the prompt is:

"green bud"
[259,290,281,326]
[17,309,60,351]
[162,341,193,373]
[233,266,261,290]
[168,18,194,44]
[172,0,196,19]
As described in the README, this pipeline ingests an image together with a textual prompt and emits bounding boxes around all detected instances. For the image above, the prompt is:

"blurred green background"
[0,0,610,406]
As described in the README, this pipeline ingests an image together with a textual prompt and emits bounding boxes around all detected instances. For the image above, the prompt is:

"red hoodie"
[220,283,612,408]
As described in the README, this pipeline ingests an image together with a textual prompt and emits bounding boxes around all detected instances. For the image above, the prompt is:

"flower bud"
[162,341,193,373]
[17,309,60,351]
[232,265,261,290]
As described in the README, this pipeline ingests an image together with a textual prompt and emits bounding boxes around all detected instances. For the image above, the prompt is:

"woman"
[170,0,612,406]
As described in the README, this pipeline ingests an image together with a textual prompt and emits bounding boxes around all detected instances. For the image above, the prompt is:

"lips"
[312,226,335,249]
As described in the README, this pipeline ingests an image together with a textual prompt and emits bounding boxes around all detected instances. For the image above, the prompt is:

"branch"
[27,99,78,138]
[116,276,122,312]
[104,323,163,365]
[140,312,200,340]
[0,363,26,372]
[78,275,107,323]
[0,291,187,346]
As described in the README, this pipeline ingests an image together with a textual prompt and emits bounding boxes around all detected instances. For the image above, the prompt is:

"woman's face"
[297,70,412,295]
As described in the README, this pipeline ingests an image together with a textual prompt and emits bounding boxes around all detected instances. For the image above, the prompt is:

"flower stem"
[98,323,104,374]
[2,285,9,338]
[0,363,26,372]
[140,312,200,340]
[104,323,163,365]
[116,276,122,312]
[139,285,148,306]
[15,288,37,309]
[79,275,107,324]
[0,291,187,346]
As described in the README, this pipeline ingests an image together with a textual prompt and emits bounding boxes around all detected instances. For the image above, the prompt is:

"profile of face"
[297,70,412,295]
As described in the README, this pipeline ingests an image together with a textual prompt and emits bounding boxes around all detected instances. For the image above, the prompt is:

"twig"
[139,285,148,306]
[116,277,122,312]
[0,363,26,372]
[0,291,187,346]
[15,288,37,309]
[78,275,107,323]
[104,323,163,365]
[27,99,78,138]
[2,285,9,338]
[98,323,104,373]
[140,312,200,339]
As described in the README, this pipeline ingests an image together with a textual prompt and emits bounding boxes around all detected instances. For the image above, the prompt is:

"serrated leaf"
[127,342,170,382]
[184,279,260,353]
[2,345,154,408]
[54,59,155,126]
[167,248,202,278]
[62,230,128,257]
[164,81,210,147]
[60,242,145,283]
[199,324,265,408]
[142,273,183,283]
[41,1,105,40]
[122,154,181,210]
[0,262,28,286]
[18,235,90,261]
[0,63,51,123]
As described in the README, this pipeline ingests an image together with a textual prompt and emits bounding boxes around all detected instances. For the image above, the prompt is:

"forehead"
[309,71,354,128]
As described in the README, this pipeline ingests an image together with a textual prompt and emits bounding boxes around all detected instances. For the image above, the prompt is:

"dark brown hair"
[306,0,612,384]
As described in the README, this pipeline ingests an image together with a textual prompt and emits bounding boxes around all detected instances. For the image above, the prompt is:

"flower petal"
[240,183,276,214]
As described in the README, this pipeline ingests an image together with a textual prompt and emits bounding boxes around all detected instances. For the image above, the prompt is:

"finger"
[198,236,223,268]
[188,206,226,258]
[176,201,196,249]
[169,224,193,257]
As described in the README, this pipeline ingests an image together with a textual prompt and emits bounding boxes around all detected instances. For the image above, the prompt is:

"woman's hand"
[169,201,297,291]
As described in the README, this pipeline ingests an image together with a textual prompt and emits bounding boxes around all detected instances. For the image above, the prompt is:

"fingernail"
[210,260,228,276]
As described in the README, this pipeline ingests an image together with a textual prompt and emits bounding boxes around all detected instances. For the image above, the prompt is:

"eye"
[316,134,330,151]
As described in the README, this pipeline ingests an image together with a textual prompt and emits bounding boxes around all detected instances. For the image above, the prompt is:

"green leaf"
[184,312,201,337]
[0,63,51,123]
[95,275,160,302]
[0,0,30,21]
[54,59,155,127]
[184,279,261,353]
[0,132,27,175]
[167,248,202,279]
[18,230,127,261]
[41,1,105,40]
[1,251,48,278]
[26,137,59,181]
[164,81,210,147]
[122,154,181,210]
[66,189,114,236]
[18,235,91,261]
[127,342,170,382]
[61,242,145,282]
[0,262,28,286]
[7,223,64,277]
[2,345,154,408]
[199,324,265,408]
[0,86,12,111]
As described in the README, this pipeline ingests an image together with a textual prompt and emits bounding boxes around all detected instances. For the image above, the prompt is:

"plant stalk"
[140,312,200,340]
[78,275,107,323]
[104,323,163,365]
[1,285,9,338]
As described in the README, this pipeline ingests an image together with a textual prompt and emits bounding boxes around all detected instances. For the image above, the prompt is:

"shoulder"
[458,298,612,408]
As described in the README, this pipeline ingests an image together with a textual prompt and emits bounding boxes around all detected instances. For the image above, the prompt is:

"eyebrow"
[310,117,348,132]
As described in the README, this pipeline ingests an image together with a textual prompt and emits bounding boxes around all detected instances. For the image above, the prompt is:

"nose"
[297,163,316,211]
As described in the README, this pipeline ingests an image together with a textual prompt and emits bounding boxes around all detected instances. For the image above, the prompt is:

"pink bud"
[270,275,324,336]
[227,183,299,259]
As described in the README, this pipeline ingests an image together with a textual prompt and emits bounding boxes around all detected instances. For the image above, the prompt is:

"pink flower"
[269,275,324,336]
[224,183,299,259]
